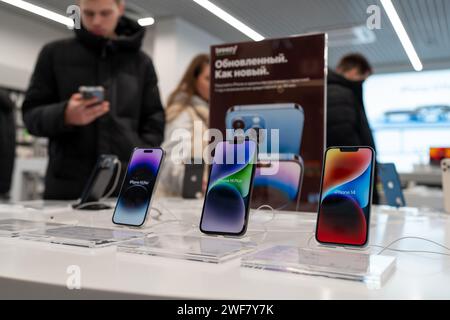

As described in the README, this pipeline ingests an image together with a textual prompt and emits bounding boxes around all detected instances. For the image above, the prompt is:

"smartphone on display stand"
[73,154,119,210]
[225,103,304,154]
[112,148,165,227]
[315,146,376,247]
[378,163,406,208]
[441,159,450,214]
[251,154,304,211]
[200,138,258,236]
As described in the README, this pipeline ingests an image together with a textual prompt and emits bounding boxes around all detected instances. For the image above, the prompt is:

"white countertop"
[0,198,449,299]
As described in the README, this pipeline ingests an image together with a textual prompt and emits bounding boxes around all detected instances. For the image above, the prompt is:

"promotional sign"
[210,34,327,212]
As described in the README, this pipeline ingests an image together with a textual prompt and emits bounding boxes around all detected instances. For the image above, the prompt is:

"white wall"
[0,7,70,90]
[152,17,223,105]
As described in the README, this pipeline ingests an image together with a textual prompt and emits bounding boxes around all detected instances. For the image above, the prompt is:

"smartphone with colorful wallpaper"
[112,148,164,227]
[315,147,375,247]
[200,139,258,236]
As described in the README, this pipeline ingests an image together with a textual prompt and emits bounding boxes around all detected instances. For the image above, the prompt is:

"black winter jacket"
[0,89,16,195]
[327,70,376,149]
[22,17,165,200]
[327,70,379,203]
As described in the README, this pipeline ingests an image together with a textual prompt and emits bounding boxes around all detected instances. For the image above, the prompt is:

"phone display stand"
[241,244,396,288]
[19,225,146,248]
[118,234,257,264]
[0,218,64,238]
[72,203,113,211]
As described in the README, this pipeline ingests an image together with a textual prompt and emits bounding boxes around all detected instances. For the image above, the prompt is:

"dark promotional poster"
[210,34,327,212]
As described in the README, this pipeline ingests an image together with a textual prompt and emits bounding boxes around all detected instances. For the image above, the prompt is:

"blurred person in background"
[0,89,16,200]
[22,0,165,200]
[159,54,210,196]
[327,53,379,203]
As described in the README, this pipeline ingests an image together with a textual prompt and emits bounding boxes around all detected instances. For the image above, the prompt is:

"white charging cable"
[304,232,450,258]
[372,236,450,257]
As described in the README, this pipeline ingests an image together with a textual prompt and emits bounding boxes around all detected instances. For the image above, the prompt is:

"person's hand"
[64,93,110,126]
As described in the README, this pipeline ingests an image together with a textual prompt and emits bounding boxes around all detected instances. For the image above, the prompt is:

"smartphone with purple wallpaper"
[200,139,257,236]
[112,148,164,227]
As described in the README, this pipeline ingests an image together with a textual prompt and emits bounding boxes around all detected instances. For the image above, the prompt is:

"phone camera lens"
[102,158,112,168]
[232,119,246,130]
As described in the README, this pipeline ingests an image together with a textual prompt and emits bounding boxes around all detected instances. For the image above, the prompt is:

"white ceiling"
[3,0,450,72]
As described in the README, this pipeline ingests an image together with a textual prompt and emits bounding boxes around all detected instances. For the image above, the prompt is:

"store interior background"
[0,0,449,210]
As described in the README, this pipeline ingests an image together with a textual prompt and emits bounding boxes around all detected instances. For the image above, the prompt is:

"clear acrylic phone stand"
[241,245,396,288]
[19,225,146,248]
[118,234,257,264]
[0,218,64,238]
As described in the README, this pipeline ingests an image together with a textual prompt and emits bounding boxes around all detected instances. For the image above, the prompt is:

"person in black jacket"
[0,89,16,199]
[22,0,165,200]
[327,53,379,204]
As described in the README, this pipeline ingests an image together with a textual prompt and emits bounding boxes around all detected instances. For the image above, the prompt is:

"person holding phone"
[22,0,165,200]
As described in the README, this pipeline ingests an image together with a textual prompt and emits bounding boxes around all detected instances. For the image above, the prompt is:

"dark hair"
[337,53,373,76]
[167,54,210,108]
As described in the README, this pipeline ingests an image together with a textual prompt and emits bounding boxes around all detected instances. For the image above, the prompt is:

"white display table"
[0,198,449,299]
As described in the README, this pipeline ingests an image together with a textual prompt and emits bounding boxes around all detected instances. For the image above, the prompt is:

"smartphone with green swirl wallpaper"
[200,139,257,237]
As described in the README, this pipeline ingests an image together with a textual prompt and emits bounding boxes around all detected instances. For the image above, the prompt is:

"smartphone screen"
[112,148,164,227]
[316,147,375,246]
[200,139,257,236]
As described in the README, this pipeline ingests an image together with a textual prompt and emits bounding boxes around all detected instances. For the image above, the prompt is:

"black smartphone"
[182,163,204,199]
[112,148,165,227]
[200,139,258,236]
[79,86,104,106]
[315,146,376,247]
[74,154,118,210]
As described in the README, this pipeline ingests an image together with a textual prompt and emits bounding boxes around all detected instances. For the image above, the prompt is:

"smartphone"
[378,163,406,207]
[442,159,450,213]
[251,154,304,211]
[79,86,104,105]
[430,147,450,166]
[316,147,375,247]
[225,103,304,154]
[112,148,165,227]
[182,163,204,199]
[200,139,257,236]
[75,154,118,210]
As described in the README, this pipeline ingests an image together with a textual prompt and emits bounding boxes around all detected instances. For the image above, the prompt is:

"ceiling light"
[381,0,423,71]
[0,0,74,28]
[191,0,264,41]
[137,17,155,27]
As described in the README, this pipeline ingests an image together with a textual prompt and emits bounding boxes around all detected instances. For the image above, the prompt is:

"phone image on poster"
[315,147,375,247]
[200,139,257,236]
[251,154,304,211]
[225,103,305,154]
[112,148,164,227]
